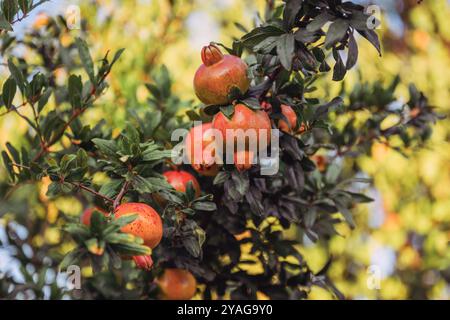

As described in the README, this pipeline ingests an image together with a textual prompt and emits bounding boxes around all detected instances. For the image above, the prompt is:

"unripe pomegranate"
[157,269,197,300]
[278,104,299,134]
[133,255,154,271]
[263,102,305,134]
[114,203,163,249]
[80,207,108,226]
[194,43,250,105]
[163,170,201,198]
[234,150,254,172]
[185,122,221,177]
[212,103,272,149]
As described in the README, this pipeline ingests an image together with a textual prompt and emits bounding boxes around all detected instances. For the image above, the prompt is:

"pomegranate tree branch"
[68,181,114,203]
[113,180,130,210]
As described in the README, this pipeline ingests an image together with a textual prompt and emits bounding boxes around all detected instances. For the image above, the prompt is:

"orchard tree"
[0,0,440,299]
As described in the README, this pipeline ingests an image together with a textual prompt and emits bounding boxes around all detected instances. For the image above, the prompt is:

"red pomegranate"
[278,104,303,134]
[114,203,163,249]
[234,150,254,172]
[262,102,305,134]
[193,43,250,105]
[212,103,272,150]
[163,170,201,198]
[185,122,221,177]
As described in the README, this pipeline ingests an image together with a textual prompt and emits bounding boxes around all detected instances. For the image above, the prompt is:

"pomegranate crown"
[201,43,224,66]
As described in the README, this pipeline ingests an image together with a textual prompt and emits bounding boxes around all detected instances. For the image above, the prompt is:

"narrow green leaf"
[277,33,295,71]
[75,38,95,83]
[324,19,349,49]
[2,77,16,109]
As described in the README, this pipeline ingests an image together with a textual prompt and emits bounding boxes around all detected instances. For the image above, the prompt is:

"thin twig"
[67,181,114,203]
[9,163,114,203]
[0,102,27,117]
[113,180,130,210]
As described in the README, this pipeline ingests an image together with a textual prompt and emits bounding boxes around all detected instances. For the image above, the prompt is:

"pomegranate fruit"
[157,268,197,300]
[185,122,221,177]
[234,150,254,172]
[278,104,299,134]
[114,203,163,249]
[163,170,201,198]
[262,102,305,134]
[212,103,272,150]
[193,43,250,105]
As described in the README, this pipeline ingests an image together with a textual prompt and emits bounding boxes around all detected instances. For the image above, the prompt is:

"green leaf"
[241,97,261,110]
[220,105,235,119]
[227,86,243,102]
[98,179,122,199]
[332,49,346,81]
[185,181,196,201]
[324,19,349,49]
[213,171,229,185]
[183,236,202,258]
[75,38,95,83]
[307,12,333,32]
[76,148,88,168]
[92,138,118,157]
[2,77,16,109]
[2,0,18,22]
[7,58,26,93]
[192,201,217,211]
[6,142,20,164]
[334,199,355,229]
[104,232,141,245]
[346,33,358,69]
[124,124,140,143]
[133,175,171,193]
[0,13,13,31]
[90,210,108,236]
[253,36,279,54]
[141,149,172,162]
[357,29,381,56]
[46,182,61,197]
[241,25,284,48]
[283,0,303,30]
[346,192,373,203]
[64,223,91,239]
[37,88,52,113]
[304,208,317,228]
[18,0,29,14]
[277,33,295,71]
[59,249,84,271]
[113,242,151,256]
[114,214,138,228]
[68,74,83,109]
[110,48,125,68]
[231,171,249,196]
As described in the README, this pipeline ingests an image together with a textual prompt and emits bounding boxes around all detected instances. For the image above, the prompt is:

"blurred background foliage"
[0,0,449,299]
